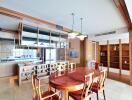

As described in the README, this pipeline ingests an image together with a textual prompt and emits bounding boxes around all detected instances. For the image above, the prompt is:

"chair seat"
[91,82,104,93]
[33,90,59,100]
[69,89,91,100]
[91,82,99,92]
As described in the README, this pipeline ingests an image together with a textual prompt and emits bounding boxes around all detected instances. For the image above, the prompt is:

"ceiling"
[0,14,20,30]
[90,32,129,43]
[0,0,127,35]
[125,0,132,22]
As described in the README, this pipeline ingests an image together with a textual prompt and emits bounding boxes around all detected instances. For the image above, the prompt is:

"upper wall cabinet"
[21,24,38,46]
[20,23,68,48]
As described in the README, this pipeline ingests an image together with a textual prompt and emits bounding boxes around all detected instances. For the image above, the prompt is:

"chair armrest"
[42,91,61,100]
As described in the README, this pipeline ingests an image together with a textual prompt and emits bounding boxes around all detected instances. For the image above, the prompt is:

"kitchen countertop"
[0,58,41,64]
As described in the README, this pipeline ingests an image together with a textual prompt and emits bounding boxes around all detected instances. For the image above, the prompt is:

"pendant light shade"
[68,13,87,40]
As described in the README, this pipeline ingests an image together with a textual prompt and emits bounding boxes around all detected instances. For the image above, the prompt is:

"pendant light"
[69,13,79,38]
[77,17,87,40]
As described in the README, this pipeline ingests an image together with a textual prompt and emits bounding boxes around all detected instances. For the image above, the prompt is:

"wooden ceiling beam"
[0,7,71,32]
[113,0,132,30]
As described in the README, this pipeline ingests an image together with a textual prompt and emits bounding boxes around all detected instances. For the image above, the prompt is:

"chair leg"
[89,97,91,100]
[103,90,106,100]
[96,92,99,100]
[61,91,63,100]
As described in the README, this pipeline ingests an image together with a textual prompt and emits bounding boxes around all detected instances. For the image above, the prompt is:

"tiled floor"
[0,77,132,100]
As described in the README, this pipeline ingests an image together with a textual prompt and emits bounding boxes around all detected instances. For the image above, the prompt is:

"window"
[45,48,56,63]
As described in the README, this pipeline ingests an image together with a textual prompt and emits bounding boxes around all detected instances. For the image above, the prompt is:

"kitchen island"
[0,58,41,77]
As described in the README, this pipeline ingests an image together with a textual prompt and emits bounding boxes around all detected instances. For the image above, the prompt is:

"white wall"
[89,32,129,45]
[0,31,17,39]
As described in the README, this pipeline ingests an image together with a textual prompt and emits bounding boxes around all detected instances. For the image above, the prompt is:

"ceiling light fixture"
[77,18,87,40]
[68,13,79,38]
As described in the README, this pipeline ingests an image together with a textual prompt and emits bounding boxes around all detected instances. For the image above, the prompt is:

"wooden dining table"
[49,67,100,100]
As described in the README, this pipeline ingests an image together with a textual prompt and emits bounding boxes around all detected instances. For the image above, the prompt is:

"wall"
[0,31,16,59]
[67,38,80,64]
[84,38,98,66]
[89,32,129,45]
[0,31,18,39]
[66,37,98,67]
[0,40,14,59]
[56,48,65,61]
[80,40,85,67]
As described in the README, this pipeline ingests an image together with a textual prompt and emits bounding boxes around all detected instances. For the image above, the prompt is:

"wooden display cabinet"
[99,41,130,76]
[110,44,119,69]
[100,45,108,67]
[122,44,129,70]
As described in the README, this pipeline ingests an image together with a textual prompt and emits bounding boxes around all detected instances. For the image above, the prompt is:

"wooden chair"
[91,69,107,100]
[36,64,49,77]
[69,72,94,100]
[32,75,61,100]
[50,63,57,74]
[68,63,76,70]
[56,61,67,71]
[56,64,66,72]
[95,62,99,70]
[65,61,70,69]
[57,61,66,65]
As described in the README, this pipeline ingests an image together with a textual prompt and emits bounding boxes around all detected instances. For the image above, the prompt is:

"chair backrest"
[32,74,60,100]
[57,62,67,71]
[98,69,107,89]
[32,75,50,100]
[87,60,96,68]
[88,60,99,70]
[95,62,99,70]
[32,75,41,100]
[69,63,76,70]
[81,72,93,99]
[36,64,49,76]
[50,63,57,74]
[56,64,66,72]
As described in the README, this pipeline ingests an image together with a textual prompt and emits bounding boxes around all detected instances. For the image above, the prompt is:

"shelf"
[122,50,129,51]
[122,66,129,70]
[99,43,130,71]
[122,56,129,58]
[110,56,119,58]
[100,50,107,52]
[110,50,119,52]
[100,61,107,62]
[100,56,107,57]
[110,66,120,69]
[100,45,108,68]
[110,62,119,64]
[122,63,129,65]
[100,45,107,52]
[110,44,119,69]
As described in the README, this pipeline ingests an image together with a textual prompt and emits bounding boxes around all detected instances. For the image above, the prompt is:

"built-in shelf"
[110,62,119,63]
[99,42,130,74]
[100,55,107,57]
[122,56,129,58]
[122,44,129,70]
[100,45,108,67]
[110,44,119,69]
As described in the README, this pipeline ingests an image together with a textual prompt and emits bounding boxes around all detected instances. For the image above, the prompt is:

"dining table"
[49,67,100,100]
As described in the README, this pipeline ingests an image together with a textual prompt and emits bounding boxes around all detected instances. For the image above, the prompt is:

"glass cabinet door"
[45,48,56,63]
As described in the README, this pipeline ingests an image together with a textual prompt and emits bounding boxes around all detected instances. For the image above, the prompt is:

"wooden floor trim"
[107,72,130,85]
